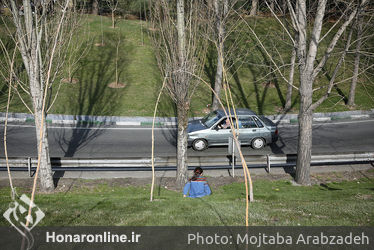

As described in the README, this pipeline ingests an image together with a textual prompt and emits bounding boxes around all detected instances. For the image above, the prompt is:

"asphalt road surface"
[1,119,374,158]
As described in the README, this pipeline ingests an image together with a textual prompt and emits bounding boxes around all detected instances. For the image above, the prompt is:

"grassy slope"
[0,174,373,226]
[1,15,373,116]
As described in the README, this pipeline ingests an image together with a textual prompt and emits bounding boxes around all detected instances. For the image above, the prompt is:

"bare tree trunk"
[111,10,115,28]
[176,105,189,188]
[175,0,189,188]
[177,0,186,61]
[212,0,228,110]
[294,0,318,186]
[295,78,313,185]
[285,47,296,110]
[34,107,54,191]
[29,66,54,191]
[250,0,258,16]
[92,0,98,15]
[348,15,364,106]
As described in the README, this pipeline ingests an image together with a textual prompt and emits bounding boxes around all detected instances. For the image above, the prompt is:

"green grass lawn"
[1,15,373,117]
[0,173,373,226]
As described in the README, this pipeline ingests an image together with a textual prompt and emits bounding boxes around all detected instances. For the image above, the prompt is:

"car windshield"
[202,111,222,127]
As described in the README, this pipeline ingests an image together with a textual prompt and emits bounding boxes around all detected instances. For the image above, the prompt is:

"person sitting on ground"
[183,167,211,198]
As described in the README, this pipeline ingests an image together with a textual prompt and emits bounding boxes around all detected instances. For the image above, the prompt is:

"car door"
[206,118,232,145]
[237,116,259,144]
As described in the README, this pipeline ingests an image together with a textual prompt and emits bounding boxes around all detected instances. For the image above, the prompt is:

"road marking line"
[1,119,373,130]
[1,124,170,130]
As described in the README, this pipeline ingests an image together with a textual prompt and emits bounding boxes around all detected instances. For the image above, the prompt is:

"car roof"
[216,108,257,116]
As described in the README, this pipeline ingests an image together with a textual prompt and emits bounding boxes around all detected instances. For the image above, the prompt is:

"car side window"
[239,117,257,128]
[253,116,264,128]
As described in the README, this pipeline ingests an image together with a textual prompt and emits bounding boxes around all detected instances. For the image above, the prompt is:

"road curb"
[1,109,373,126]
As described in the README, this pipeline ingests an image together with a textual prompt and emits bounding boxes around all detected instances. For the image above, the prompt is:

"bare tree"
[108,29,126,88]
[106,0,119,28]
[150,0,207,188]
[61,18,92,84]
[287,0,368,185]
[205,0,252,111]
[2,0,79,191]
[212,0,229,110]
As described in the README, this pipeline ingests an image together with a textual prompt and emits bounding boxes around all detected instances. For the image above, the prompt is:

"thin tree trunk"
[112,11,115,28]
[348,15,363,106]
[176,105,189,188]
[250,0,258,16]
[285,47,296,110]
[212,51,223,110]
[212,0,227,110]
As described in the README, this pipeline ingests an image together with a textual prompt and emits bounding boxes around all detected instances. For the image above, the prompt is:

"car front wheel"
[192,139,208,151]
[251,138,265,149]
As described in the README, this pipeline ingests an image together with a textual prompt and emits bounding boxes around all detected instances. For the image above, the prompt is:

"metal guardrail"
[0,152,373,176]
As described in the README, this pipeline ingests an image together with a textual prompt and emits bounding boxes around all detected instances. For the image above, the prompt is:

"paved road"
[1,119,374,158]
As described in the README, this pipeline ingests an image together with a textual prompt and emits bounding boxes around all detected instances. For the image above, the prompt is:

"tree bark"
[176,105,189,189]
[348,14,363,106]
[34,107,54,192]
[29,56,54,192]
[177,0,186,62]
[112,10,115,28]
[28,61,54,191]
[295,77,313,185]
[175,0,189,188]
[250,0,258,16]
[212,0,227,110]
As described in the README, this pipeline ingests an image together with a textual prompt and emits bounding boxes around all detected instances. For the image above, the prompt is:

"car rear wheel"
[192,139,208,151]
[251,138,265,149]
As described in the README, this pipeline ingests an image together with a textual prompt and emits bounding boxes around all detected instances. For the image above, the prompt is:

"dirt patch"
[1,169,373,194]
[124,14,139,20]
[61,78,79,84]
[355,194,373,200]
[108,82,126,89]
